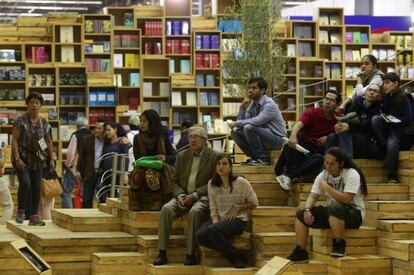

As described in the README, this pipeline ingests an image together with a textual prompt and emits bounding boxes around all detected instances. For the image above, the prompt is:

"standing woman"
[195,153,258,268]
[98,122,129,203]
[12,92,55,225]
[338,54,383,112]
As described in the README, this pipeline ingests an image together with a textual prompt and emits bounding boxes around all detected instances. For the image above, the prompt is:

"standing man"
[153,126,220,266]
[229,77,286,165]
[61,117,91,208]
[275,90,340,191]
[77,120,105,208]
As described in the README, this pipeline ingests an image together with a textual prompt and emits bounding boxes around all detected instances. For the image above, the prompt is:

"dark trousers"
[274,139,324,179]
[195,219,246,260]
[82,173,98,208]
[325,132,383,159]
[16,168,42,216]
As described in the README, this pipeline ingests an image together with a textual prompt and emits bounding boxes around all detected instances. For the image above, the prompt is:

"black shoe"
[330,238,346,257]
[240,159,252,165]
[231,257,246,268]
[248,159,270,166]
[184,254,197,265]
[387,174,399,184]
[287,245,309,263]
[239,250,250,264]
[153,251,168,265]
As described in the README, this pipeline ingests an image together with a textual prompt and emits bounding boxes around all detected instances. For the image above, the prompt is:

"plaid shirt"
[14,113,51,170]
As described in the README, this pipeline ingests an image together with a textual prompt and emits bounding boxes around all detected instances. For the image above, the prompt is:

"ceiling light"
[0,5,89,10]
[0,0,101,4]
[0,12,42,16]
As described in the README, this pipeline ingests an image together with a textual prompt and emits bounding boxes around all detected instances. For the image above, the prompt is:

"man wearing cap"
[126,114,140,172]
[61,117,91,208]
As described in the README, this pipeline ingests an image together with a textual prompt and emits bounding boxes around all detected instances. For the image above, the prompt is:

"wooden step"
[295,260,328,275]
[98,203,111,214]
[122,210,185,235]
[0,225,22,252]
[252,232,298,266]
[233,165,274,174]
[393,259,414,274]
[7,220,66,240]
[105,198,122,216]
[312,253,392,274]
[250,181,289,206]
[52,208,122,232]
[377,220,414,240]
[203,266,257,275]
[49,262,90,275]
[199,232,251,266]
[310,226,377,255]
[365,201,414,227]
[92,252,146,275]
[251,206,296,233]
[147,263,203,275]
[137,235,187,264]
[377,238,414,261]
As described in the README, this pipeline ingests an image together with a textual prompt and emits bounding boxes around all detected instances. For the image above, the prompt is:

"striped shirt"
[208,176,259,221]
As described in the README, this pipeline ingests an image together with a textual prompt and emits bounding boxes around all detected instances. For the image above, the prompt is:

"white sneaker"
[276,175,292,191]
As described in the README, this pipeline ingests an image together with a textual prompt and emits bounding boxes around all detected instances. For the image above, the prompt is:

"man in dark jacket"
[326,84,383,159]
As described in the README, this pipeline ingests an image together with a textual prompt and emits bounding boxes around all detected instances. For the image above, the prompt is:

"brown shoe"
[153,251,168,266]
[184,254,196,265]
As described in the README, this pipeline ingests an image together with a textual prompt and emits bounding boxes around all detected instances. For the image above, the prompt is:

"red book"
[173,39,180,54]
[144,21,148,35]
[85,58,94,72]
[166,39,173,54]
[181,39,190,54]
[157,21,162,35]
[129,96,139,110]
[34,46,46,64]
[211,54,220,68]
[154,42,162,54]
[145,42,153,54]
[203,53,210,68]
[195,53,204,68]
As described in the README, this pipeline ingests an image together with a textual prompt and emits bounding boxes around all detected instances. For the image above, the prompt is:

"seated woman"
[98,122,129,203]
[288,147,367,263]
[195,153,258,268]
[130,109,176,211]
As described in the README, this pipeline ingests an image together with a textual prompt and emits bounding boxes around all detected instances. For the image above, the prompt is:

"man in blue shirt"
[229,77,287,165]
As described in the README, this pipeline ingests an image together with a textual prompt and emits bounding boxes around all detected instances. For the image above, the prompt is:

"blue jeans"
[61,168,77,208]
[16,168,42,216]
[372,115,401,176]
[230,125,283,161]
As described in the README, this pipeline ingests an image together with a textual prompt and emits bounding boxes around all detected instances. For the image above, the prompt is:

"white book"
[143,82,152,97]
[116,74,122,87]
[160,101,169,116]
[142,101,151,110]
[378,49,387,61]
[186,91,197,106]
[212,140,222,152]
[60,26,74,43]
[171,91,182,106]
[173,129,181,146]
[287,44,296,57]
[387,49,396,61]
[319,30,329,43]
[371,49,379,59]
[113,53,123,68]
[159,82,170,97]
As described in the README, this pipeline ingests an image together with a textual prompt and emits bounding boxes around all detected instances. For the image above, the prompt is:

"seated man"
[153,126,220,266]
[275,90,340,191]
[288,147,367,263]
[372,72,414,183]
[229,76,286,165]
[325,84,383,159]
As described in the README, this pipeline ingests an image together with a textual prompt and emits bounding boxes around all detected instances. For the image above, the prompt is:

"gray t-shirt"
[311,168,365,220]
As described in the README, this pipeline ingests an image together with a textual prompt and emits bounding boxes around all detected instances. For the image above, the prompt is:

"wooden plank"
[147,263,203,275]
[203,266,257,275]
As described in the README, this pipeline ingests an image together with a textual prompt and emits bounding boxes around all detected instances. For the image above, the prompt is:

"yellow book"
[60,26,74,43]
[405,35,412,48]
[124,54,139,68]
[396,35,404,50]
[345,84,354,97]
[61,45,74,62]
[352,50,361,61]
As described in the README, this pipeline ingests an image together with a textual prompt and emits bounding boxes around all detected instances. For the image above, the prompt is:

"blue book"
[129,72,140,87]
[209,92,219,105]
[172,21,181,35]
[195,35,202,49]
[89,92,97,105]
[205,74,215,87]
[195,74,204,87]
[169,60,175,73]
[199,92,208,105]
[180,60,191,73]
[211,35,220,49]
[202,35,211,49]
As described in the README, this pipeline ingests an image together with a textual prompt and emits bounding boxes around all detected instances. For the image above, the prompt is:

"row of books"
[141,101,169,116]
[319,13,341,26]
[195,34,220,50]
[0,67,25,81]
[319,30,341,44]
[142,21,163,36]
[325,64,342,79]
[299,84,323,96]
[84,20,111,33]
[28,74,54,87]
[89,91,115,105]
[166,20,190,36]
[59,26,77,43]
[144,42,162,55]
[166,39,190,54]
[60,111,86,125]
[345,48,369,62]
[0,89,25,101]
[195,53,220,69]
[60,125,76,142]
[120,95,139,110]
[293,25,314,39]
[60,93,86,105]
[59,73,86,85]
[113,73,140,87]
[0,109,22,125]
[345,32,369,44]
[89,109,116,125]
[396,53,413,65]
[85,58,111,72]
[298,42,314,57]
[200,91,219,106]
[143,82,170,97]
[60,45,76,63]
[223,102,240,117]
[26,47,49,64]
[41,94,55,105]
[390,35,412,50]
[171,91,219,106]
[113,53,140,68]
[345,66,362,79]
[371,48,396,62]
[196,73,216,87]
[169,59,191,73]
[172,110,197,125]
[0,49,20,62]
[84,41,111,54]
[299,65,323,77]
[114,34,139,48]
[217,20,242,33]
[397,66,414,79]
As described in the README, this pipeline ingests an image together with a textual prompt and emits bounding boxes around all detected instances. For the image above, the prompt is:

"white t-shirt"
[311,168,365,220]
[127,130,139,172]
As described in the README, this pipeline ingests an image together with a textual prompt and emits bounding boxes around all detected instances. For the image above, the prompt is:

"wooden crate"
[252,232,298,266]
[137,235,187,264]
[393,259,414,275]
[377,220,414,240]
[365,201,414,227]
[203,266,257,275]
[147,263,203,275]
[377,238,414,261]
[251,206,296,233]
[295,260,327,275]
[250,181,289,206]
[92,252,146,275]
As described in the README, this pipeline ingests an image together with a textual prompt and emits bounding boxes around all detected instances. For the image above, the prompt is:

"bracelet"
[304,208,311,212]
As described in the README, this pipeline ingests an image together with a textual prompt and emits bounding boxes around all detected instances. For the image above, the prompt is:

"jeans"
[0,178,13,224]
[372,116,401,176]
[82,173,98,208]
[274,139,324,179]
[16,168,42,216]
[61,168,77,208]
[231,125,283,161]
[326,132,383,159]
[195,219,246,260]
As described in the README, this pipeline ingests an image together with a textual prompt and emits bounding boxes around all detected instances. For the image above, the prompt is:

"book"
[143,82,152,97]
[123,13,134,26]
[331,46,342,61]
[159,82,170,97]
[33,46,46,64]
[61,45,75,62]
[199,92,208,105]
[352,32,361,43]
[360,33,368,43]
[125,54,139,68]
[345,32,353,43]
[330,32,341,43]
[169,59,175,73]
[171,91,182,106]
[113,53,123,68]
[319,30,329,43]
[378,49,387,61]
[209,92,219,105]
[195,74,204,87]
[329,14,340,25]
[186,91,197,106]
[319,13,329,25]
[352,50,361,61]
[360,48,369,58]
[287,44,296,57]
[129,73,140,87]
[180,60,191,73]
[60,26,74,43]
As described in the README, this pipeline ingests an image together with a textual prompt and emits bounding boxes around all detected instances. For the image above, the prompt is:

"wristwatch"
[304,208,311,212]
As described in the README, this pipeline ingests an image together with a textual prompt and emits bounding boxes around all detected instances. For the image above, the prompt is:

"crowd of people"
[3,55,413,267]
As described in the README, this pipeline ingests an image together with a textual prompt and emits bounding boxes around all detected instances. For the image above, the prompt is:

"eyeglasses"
[367,88,380,92]
[324,97,337,102]
[189,135,203,140]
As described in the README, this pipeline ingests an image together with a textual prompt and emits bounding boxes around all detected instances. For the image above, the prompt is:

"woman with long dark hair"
[195,153,258,268]
[130,109,176,210]
[288,147,367,263]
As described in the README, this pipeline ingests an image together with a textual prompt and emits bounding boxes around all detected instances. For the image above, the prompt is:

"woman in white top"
[338,54,383,112]
[195,153,258,268]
